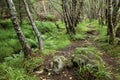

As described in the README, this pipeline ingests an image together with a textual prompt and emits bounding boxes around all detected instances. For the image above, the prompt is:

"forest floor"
[34,25,118,80]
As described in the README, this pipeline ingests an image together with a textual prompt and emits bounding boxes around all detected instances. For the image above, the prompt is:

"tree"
[6,0,32,57]
[61,0,83,36]
[107,0,115,44]
[22,0,43,50]
[112,0,120,27]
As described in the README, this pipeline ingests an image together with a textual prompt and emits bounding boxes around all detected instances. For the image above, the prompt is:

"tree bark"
[6,0,32,57]
[107,0,115,44]
[22,0,43,50]
[112,0,120,27]
[61,0,83,36]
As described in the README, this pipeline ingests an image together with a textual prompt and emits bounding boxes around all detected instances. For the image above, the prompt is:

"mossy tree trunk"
[6,0,32,57]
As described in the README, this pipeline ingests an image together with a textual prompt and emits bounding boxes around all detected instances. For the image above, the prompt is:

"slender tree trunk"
[22,0,43,50]
[108,0,115,44]
[6,0,32,57]
[105,0,108,24]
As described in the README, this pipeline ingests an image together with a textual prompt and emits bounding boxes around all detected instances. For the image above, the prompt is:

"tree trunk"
[107,0,115,44]
[112,0,120,27]
[22,0,43,50]
[61,0,83,36]
[6,0,32,57]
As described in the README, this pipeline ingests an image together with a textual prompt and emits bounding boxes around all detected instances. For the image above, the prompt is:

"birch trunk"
[6,0,32,57]
[23,0,43,50]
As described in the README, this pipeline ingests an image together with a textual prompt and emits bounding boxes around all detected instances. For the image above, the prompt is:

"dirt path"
[35,25,118,80]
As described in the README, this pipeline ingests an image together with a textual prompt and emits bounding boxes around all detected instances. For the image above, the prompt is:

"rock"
[72,48,101,68]
[50,56,67,74]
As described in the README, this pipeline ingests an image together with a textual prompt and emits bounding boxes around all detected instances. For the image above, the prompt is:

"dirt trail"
[35,25,118,80]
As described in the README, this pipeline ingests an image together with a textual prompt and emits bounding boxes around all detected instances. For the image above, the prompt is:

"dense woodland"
[0,0,120,80]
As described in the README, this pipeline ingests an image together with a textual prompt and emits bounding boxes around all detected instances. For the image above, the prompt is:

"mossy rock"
[73,47,103,66]
[72,47,109,80]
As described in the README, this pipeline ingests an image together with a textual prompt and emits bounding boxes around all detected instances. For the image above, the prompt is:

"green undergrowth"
[0,19,93,59]
[0,19,112,80]
[0,20,71,61]
[90,20,120,80]
[73,19,90,40]
[75,45,101,54]
[0,19,71,79]
[0,25,22,62]
[89,20,108,42]
[0,52,41,80]
[74,46,110,80]
[98,40,120,80]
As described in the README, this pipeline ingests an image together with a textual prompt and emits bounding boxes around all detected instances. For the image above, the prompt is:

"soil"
[34,25,118,80]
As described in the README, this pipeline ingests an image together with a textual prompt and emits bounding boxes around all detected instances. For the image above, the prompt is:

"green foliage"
[74,47,110,80]
[0,28,16,40]
[0,19,13,28]
[75,46,100,55]
[24,56,42,73]
[98,42,120,80]
[99,42,120,57]
[44,33,70,50]
[0,52,40,80]
[0,46,14,62]
[0,19,71,61]
[94,25,108,42]
[0,20,21,61]
[5,67,37,80]
[27,38,38,48]
[4,52,24,68]
[76,62,109,80]
[0,39,21,61]
[115,74,120,80]
[36,21,58,34]
[72,19,89,40]
[36,20,71,50]
[1,19,110,80]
